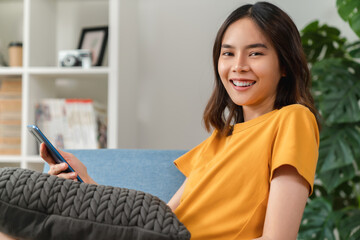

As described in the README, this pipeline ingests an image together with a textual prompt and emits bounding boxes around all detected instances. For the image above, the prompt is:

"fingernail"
[61,163,68,168]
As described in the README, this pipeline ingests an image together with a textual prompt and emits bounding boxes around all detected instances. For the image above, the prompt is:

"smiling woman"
[171,2,321,239]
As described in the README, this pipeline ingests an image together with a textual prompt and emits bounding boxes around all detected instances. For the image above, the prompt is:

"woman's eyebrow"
[221,43,268,49]
[245,43,268,49]
[221,44,235,49]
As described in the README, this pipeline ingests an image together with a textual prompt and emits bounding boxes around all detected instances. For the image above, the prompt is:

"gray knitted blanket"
[0,167,190,240]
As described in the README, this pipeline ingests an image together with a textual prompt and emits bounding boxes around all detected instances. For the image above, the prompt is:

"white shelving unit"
[0,0,139,171]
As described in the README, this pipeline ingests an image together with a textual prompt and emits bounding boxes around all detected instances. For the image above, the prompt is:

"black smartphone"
[27,124,83,182]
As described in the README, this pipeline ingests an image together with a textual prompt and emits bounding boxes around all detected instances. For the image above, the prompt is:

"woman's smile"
[230,79,256,89]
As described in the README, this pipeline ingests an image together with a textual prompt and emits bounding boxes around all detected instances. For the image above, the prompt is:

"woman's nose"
[232,64,250,72]
[232,56,250,72]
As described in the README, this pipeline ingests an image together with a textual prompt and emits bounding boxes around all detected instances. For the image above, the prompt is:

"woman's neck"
[242,102,275,122]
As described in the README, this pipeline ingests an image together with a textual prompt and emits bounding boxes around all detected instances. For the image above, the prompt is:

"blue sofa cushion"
[43,149,187,202]
[0,167,191,240]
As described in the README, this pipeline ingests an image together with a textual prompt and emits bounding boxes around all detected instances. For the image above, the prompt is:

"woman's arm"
[167,178,187,211]
[254,165,309,240]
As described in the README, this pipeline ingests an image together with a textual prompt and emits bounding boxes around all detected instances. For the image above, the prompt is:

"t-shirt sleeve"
[174,132,215,177]
[174,149,195,177]
[271,106,320,195]
[174,144,204,177]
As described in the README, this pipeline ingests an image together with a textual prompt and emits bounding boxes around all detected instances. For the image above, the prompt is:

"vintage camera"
[58,50,92,68]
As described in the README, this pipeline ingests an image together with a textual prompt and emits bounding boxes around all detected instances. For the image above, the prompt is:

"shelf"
[0,155,22,163]
[0,155,42,164]
[28,67,109,77]
[26,67,109,81]
[0,67,23,76]
[27,69,109,104]
[0,67,108,77]
[28,67,109,79]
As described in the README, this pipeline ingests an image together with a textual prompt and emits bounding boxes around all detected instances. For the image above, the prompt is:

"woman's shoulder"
[277,104,314,118]
[279,104,312,113]
[275,104,318,127]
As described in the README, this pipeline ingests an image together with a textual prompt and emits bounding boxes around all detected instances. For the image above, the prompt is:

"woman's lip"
[230,79,256,90]
[230,78,256,82]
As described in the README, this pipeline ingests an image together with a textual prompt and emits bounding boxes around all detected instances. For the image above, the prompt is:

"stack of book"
[0,77,22,155]
[35,98,107,149]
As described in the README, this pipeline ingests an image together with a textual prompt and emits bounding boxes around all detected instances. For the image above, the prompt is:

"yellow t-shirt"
[174,104,319,240]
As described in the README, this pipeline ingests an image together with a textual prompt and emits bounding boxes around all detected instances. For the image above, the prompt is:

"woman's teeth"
[232,80,256,87]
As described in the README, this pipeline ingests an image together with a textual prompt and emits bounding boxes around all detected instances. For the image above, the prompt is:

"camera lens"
[63,55,77,67]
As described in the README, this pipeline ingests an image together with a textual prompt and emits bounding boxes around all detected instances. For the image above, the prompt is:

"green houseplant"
[298,0,360,239]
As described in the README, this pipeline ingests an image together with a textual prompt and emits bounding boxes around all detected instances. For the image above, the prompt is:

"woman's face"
[218,18,283,119]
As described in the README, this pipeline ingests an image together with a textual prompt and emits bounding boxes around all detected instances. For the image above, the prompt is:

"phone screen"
[27,125,83,182]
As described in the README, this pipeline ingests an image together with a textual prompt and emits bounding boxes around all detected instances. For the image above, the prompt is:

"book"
[35,98,107,150]
[0,77,22,155]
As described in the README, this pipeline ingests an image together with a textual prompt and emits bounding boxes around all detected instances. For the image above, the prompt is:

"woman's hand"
[40,143,97,184]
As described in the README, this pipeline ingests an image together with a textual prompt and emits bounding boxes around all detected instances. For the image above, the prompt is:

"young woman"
[36,2,320,240]
[165,2,321,239]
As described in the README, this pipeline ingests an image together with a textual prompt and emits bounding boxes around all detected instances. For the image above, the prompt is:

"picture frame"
[78,26,108,66]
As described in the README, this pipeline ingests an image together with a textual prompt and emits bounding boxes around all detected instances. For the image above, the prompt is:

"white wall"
[137,0,230,149]
[134,0,357,150]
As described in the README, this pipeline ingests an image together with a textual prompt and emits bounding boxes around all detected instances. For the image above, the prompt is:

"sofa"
[43,149,187,203]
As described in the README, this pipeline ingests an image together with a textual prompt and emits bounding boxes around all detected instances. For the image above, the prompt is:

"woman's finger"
[48,162,68,175]
[40,143,56,165]
[57,172,78,180]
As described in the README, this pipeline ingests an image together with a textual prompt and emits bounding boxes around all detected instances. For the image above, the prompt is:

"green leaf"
[337,0,360,38]
[301,21,347,64]
[349,13,360,38]
[346,125,360,168]
[346,41,360,58]
[311,58,360,124]
[301,200,360,239]
[317,165,355,192]
[331,179,360,209]
[299,198,342,240]
[336,0,359,21]
[338,209,360,239]
[318,126,355,172]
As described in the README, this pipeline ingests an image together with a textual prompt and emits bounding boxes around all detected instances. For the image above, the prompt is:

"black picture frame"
[78,26,108,66]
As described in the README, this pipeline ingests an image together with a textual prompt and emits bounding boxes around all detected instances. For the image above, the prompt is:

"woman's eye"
[222,52,233,56]
[249,52,263,57]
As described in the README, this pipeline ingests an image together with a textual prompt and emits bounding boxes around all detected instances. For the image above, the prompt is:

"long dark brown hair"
[203,2,321,136]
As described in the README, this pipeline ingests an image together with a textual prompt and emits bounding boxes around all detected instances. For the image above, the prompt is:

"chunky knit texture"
[0,167,190,240]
